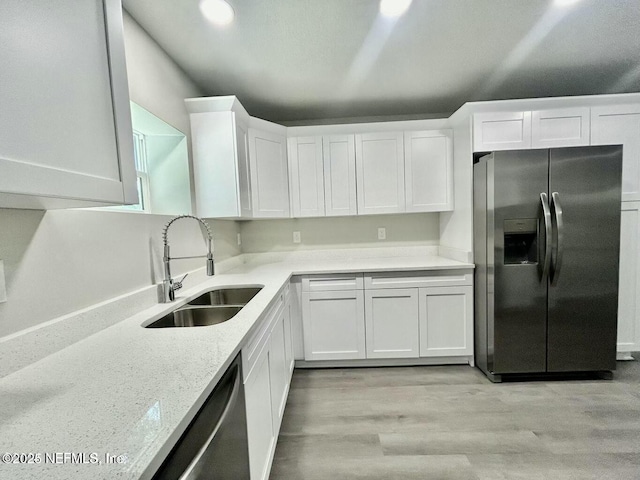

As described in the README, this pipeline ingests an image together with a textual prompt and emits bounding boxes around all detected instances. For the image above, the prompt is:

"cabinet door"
[419,286,473,357]
[323,135,357,216]
[404,130,453,212]
[473,111,532,152]
[269,313,288,432]
[618,202,640,353]
[0,0,136,208]
[288,136,325,217]
[248,128,290,218]
[355,132,405,214]
[236,119,253,218]
[302,290,366,360]
[245,341,275,480]
[531,107,590,148]
[591,104,640,202]
[365,288,419,359]
[283,297,295,375]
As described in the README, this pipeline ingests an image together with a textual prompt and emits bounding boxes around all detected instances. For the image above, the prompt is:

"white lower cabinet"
[618,202,640,353]
[268,313,289,432]
[419,286,473,357]
[299,270,474,363]
[365,288,419,358]
[244,341,275,480]
[302,289,366,361]
[283,294,295,374]
[243,285,294,480]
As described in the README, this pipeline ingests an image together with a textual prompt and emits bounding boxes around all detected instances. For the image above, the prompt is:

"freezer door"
[490,150,549,374]
[547,146,622,372]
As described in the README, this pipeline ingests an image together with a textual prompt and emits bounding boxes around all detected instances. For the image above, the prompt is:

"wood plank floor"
[270,357,640,479]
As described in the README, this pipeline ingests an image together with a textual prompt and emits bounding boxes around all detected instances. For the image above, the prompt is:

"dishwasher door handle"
[180,364,241,480]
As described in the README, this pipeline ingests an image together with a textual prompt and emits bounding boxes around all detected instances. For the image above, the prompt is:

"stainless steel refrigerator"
[473,146,622,382]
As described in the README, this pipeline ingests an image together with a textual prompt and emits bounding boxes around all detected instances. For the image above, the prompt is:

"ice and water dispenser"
[503,219,538,265]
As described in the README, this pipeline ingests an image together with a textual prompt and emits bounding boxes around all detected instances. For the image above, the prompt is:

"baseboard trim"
[617,351,636,361]
[294,356,473,369]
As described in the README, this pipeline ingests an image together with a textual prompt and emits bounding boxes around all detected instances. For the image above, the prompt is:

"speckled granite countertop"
[0,255,473,480]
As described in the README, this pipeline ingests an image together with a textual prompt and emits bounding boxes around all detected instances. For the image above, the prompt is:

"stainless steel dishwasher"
[153,353,250,479]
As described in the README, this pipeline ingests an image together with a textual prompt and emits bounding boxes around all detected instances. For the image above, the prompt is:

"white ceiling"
[123,0,640,124]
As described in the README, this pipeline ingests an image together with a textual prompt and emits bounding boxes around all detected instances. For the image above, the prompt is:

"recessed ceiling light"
[200,0,234,26]
[379,0,413,18]
[553,0,581,7]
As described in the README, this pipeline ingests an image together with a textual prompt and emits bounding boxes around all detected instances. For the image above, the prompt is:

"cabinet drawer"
[364,270,473,289]
[243,290,285,380]
[302,273,364,292]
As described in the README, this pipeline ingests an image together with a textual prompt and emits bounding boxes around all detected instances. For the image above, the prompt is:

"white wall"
[123,11,196,145]
[0,11,240,338]
[239,213,440,253]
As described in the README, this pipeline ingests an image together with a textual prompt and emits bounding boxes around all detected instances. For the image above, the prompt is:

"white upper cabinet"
[531,107,590,148]
[288,136,325,217]
[355,132,405,215]
[474,107,589,152]
[189,110,252,218]
[0,0,137,209]
[248,128,290,218]
[591,104,640,202]
[473,111,532,152]
[323,135,357,216]
[188,97,290,219]
[404,130,453,212]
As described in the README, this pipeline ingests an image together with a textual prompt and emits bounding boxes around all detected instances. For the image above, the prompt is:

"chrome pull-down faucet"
[161,215,214,303]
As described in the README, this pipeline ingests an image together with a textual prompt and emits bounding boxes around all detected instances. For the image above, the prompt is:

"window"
[123,130,151,211]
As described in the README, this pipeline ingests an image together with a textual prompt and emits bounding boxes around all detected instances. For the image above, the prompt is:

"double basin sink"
[146,286,262,328]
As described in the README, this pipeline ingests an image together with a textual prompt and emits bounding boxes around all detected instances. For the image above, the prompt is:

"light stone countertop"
[0,254,473,480]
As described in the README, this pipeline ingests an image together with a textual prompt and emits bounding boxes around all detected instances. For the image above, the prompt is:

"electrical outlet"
[237,233,242,246]
[378,227,386,240]
[293,231,301,244]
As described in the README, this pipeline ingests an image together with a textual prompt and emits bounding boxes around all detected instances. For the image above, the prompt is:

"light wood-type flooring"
[270,357,640,479]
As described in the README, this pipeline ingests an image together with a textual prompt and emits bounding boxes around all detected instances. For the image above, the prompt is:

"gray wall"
[239,213,440,253]
[0,11,240,338]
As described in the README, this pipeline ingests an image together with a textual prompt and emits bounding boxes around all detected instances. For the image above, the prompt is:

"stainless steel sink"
[146,306,242,328]
[187,287,262,307]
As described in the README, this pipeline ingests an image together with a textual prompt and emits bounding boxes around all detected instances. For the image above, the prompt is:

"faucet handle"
[173,273,189,292]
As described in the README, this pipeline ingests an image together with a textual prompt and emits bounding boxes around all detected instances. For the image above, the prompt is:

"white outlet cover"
[0,260,6,303]
[378,227,386,240]
[293,231,301,243]
[237,233,242,246]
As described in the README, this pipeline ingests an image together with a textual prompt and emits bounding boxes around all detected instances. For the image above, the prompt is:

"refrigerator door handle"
[550,192,564,286]
[540,193,552,283]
